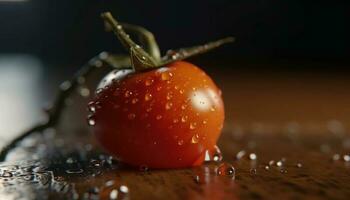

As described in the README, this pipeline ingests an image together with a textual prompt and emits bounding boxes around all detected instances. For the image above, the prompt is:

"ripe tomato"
[89,61,224,168]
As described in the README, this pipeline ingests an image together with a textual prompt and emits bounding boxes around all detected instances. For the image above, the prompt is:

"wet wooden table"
[0,60,349,200]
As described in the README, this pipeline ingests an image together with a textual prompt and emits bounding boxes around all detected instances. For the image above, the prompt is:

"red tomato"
[89,61,224,168]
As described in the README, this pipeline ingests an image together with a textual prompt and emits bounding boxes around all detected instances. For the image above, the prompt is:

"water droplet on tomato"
[173,118,179,123]
[178,140,184,146]
[179,89,184,94]
[128,113,136,120]
[181,116,188,122]
[156,115,162,120]
[166,92,173,100]
[160,72,173,81]
[202,120,208,124]
[145,93,152,101]
[145,79,154,86]
[181,104,187,110]
[131,98,139,104]
[191,134,199,144]
[88,116,96,126]
[124,90,132,97]
[190,122,197,130]
[88,103,96,113]
[165,102,173,110]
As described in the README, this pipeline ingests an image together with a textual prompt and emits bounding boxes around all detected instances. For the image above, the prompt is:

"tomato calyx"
[101,12,235,72]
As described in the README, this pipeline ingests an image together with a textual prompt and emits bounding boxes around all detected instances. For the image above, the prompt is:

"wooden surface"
[0,63,350,200]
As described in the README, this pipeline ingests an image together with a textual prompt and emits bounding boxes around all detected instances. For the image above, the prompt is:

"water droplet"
[264,166,270,170]
[145,93,152,101]
[128,113,136,120]
[124,90,132,97]
[181,116,188,122]
[166,92,173,100]
[181,104,187,110]
[269,160,275,166]
[280,169,288,174]
[165,102,173,110]
[236,150,246,160]
[161,72,171,81]
[66,157,75,164]
[191,134,199,144]
[212,146,223,162]
[88,103,96,113]
[296,163,302,168]
[79,87,90,97]
[249,153,257,160]
[190,122,197,130]
[141,56,146,61]
[171,53,179,60]
[145,79,154,86]
[109,189,118,200]
[216,163,235,177]
[60,81,72,91]
[210,106,216,112]
[250,168,257,175]
[156,115,162,120]
[139,165,149,172]
[66,169,84,174]
[119,185,129,194]
[332,154,340,161]
[178,140,184,146]
[131,98,139,104]
[343,154,350,162]
[276,161,283,167]
[105,180,115,187]
[96,88,103,94]
[173,118,179,123]
[88,116,96,126]
[202,120,208,124]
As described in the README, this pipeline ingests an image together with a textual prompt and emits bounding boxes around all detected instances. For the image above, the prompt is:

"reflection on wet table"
[1,122,350,200]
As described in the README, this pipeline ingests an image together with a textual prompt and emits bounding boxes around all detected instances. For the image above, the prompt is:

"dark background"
[0,0,349,69]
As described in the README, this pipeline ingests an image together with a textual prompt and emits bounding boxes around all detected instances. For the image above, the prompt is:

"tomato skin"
[90,61,224,168]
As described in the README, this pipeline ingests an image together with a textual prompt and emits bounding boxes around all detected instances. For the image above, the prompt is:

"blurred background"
[0,0,349,143]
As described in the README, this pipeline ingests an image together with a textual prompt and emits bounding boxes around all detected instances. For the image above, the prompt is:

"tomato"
[89,61,224,168]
